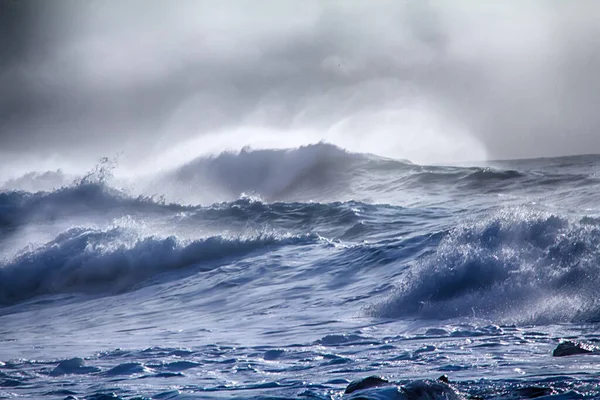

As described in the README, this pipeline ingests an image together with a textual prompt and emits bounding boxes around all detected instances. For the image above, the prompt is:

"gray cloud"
[1,0,599,172]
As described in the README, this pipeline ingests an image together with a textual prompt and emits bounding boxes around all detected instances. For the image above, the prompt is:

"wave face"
[0,226,318,305]
[0,183,188,231]
[371,211,600,324]
[137,143,600,205]
[157,143,411,203]
[4,145,600,398]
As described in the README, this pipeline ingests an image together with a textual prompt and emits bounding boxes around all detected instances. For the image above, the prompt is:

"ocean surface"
[2,143,600,399]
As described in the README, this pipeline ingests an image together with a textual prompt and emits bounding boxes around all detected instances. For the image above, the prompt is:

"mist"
[1,0,600,178]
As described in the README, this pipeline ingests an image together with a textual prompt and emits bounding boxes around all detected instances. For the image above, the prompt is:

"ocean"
[2,143,600,399]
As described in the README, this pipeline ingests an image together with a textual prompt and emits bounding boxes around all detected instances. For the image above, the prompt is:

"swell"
[159,142,411,202]
[163,143,557,201]
[5,145,597,212]
[0,226,319,306]
[0,183,190,230]
[370,209,600,324]
[166,144,599,202]
[399,166,598,192]
[0,182,376,237]
[0,143,409,228]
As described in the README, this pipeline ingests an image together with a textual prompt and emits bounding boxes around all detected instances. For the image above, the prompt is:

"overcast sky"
[1,0,600,172]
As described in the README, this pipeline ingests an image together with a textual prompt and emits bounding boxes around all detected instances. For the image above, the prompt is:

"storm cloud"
[1,0,600,173]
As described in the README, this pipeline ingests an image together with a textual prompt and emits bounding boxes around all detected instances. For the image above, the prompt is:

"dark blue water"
[2,144,600,399]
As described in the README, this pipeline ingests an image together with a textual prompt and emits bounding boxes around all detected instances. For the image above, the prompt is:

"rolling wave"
[161,143,409,202]
[371,210,600,324]
[0,180,379,238]
[0,226,318,306]
[5,145,597,209]
[160,144,599,202]
[0,183,188,230]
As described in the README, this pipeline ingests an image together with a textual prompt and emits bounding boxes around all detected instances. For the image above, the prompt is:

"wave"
[370,210,600,324]
[162,142,410,202]
[159,142,587,203]
[1,172,421,246]
[0,226,318,306]
[401,166,574,191]
[0,183,189,230]
[167,146,600,201]
[0,181,376,239]
[6,146,595,210]
[202,197,363,223]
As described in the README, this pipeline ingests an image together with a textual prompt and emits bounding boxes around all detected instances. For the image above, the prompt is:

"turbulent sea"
[3,143,600,399]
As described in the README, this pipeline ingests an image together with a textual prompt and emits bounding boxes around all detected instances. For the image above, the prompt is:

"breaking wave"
[162,143,409,202]
[0,226,319,306]
[371,210,600,324]
[0,183,188,230]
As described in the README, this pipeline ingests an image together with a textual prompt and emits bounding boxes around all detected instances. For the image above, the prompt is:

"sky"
[1,0,600,174]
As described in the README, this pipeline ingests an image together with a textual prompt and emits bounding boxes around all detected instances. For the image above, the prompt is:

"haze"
[1,0,599,177]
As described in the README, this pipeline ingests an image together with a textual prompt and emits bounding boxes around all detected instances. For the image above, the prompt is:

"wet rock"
[402,380,462,400]
[344,376,463,399]
[515,386,555,398]
[552,340,600,357]
[345,376,391,394]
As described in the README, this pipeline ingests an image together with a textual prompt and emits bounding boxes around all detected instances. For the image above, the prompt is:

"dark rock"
[402,380,462,400]
[515,386,555,398]
[344,377,463,399]
[344,376,391,394]
[552,340,599,357]
[438,374,449,383]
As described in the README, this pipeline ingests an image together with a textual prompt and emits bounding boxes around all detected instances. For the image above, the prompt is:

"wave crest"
[0,183,188,230]
[165,143,407,202]
[0,227,318,306]
[371,210,600,324]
